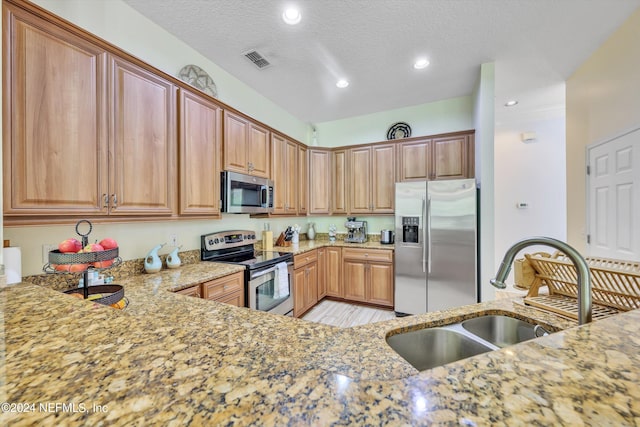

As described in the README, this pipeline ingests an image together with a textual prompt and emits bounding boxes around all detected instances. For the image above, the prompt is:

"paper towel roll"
[3,247,22,285]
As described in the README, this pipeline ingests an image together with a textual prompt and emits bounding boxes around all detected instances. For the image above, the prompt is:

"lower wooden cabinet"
[325,247,343,298]
[317,247,327,299]
[293,250,318,317]
[175,284,201,298]
[341,248,394,307]
[201,271,245,307]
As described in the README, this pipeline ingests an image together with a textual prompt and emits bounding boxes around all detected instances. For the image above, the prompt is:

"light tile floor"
[302,299,396,328]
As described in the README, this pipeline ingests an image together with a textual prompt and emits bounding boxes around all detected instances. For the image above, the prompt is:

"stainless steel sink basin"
[386,328,493,371]
[461,315,536,348]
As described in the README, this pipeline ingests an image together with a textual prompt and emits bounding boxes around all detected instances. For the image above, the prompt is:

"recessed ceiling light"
[504,100,519,107]
[413,58,430,69]
[282,7,302,25]
[336,79,349,88]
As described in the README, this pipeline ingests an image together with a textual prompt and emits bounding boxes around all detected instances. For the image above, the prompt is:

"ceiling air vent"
[243,50,271,69]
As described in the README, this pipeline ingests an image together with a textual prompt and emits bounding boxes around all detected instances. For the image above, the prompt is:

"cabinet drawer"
[294,250,318,268]
[342,248,393,263]
[201,272,244,301]
[216,290,244,307]
[174,284,201,298]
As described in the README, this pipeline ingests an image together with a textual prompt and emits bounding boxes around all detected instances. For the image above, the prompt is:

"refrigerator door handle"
[427,195,432,274]
[422,196,427,273]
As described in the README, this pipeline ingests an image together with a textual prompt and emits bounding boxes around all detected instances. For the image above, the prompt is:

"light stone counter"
[1,261,639,425]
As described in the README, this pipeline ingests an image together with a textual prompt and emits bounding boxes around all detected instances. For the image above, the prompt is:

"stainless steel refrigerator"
[394,179,478,315]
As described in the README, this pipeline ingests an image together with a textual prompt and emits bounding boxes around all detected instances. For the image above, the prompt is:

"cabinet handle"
[102,193,109,209]
[111,194,118,207]
[364,253,368,257]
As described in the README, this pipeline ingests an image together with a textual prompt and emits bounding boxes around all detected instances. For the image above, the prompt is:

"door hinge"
[586,165,591,175]
[586,234,591,244]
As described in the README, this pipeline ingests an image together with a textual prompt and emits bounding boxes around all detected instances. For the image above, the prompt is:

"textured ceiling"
[124,0,640,124]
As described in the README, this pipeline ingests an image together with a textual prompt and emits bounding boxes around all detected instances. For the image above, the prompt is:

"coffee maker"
[344,217,368,243]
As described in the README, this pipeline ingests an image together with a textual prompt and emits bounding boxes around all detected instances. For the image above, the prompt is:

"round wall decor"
[386,122,412,140]
[178,64,218,98]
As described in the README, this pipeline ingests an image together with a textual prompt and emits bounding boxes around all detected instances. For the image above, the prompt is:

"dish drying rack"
[524,252,640,321]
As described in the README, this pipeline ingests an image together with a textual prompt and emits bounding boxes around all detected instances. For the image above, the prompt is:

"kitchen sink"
[386,328,493,371]
[461,315,536,348]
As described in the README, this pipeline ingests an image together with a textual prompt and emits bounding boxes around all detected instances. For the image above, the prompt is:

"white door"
[587,128,640,261]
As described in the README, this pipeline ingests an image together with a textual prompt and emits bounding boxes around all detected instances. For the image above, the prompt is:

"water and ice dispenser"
[401,216,419,244]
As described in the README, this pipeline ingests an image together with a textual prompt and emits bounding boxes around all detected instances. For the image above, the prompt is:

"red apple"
[93,259,113,268]
[80,243,104,253]
[98,238,118,250]
[69,263,89,272]
[58,238,82,253]
[53,264,71,272]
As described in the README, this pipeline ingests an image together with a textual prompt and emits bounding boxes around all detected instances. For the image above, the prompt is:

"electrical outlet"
[169,234,178,247]
[42,244,57,263]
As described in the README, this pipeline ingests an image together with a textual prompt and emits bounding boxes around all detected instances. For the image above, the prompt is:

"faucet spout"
[491,237,592,324]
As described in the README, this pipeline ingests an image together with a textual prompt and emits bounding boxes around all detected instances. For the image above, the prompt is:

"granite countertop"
[2,261,639,425]
[271,239,395,255]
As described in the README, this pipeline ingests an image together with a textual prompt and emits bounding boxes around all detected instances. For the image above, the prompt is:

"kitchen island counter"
[2,266,639,425]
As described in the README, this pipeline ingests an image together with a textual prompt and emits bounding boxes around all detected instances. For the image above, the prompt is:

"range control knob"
[214,238,220,244]
[208,239,214,245]
[251,234,256,239]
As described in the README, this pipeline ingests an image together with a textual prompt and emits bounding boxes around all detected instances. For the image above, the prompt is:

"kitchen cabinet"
[308,149,331,215]
[317,247,327,299]
[271,134,299,215]
[223,111,270,178]
[3,5,108,216]
[331,149,348,215]
[293,250,318,317]
[432,134,474,180]
[178,88,222,216]
[325,247,343,298]
[398,132,475,182]
[175,285,201,298]
[298,145,308,215]
[342,248,394,307]
[109,55,177,215]
[348,144,395,214]
[201,272,244,307]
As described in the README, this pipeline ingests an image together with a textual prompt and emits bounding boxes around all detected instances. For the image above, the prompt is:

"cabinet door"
[331,150,348,214]
[217,291,244,307]
[343,260,367,302]
[248,123,270,178]
[317,248,327,300]
[348,147,372,213]
[293,267,307,317]
[298,145,308,215]
[3,6,108,215]
[326,247,343,297]
[309,149,331,214]
[284,140,299,214]
[223,111,249,174]
[368,262,394,307]
[179,89,222,215]
[175,285,201,298]
[398,139,431,181]
[270,134,287,214]
[432,135,468,180]
[371,144,395,213]
[109,56,176,215]
[306,262,318,309]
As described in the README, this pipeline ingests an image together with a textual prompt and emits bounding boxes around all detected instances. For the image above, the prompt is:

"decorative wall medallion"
[386,122,412,140]
[178,64,218,98]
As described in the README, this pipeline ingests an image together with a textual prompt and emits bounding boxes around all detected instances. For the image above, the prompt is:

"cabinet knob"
[364,253,368,257]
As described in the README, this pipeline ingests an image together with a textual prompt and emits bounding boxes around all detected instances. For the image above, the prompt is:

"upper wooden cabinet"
[3,5,108,216]
[308,149,331,215]
[271,134,298,215]
[348,144,395,214]
[398,132,475,182]
[178,88,222,216]
[109,56,177,215]
[331,149,348,215]
[223,111,270,178]
[3,5,177,218]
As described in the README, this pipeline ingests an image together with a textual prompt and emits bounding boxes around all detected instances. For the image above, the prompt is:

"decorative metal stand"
[43,220,124,305]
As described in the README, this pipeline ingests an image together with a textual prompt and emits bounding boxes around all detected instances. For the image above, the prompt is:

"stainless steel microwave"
[221,171,273,214]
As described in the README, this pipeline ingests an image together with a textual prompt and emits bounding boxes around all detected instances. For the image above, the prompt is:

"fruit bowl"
[64,284,126,308]
[43,248,121,273]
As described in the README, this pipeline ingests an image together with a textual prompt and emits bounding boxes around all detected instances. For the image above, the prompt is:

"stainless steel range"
[200,230,294,316]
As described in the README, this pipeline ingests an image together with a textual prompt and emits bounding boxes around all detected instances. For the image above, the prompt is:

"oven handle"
[250,261,293,280]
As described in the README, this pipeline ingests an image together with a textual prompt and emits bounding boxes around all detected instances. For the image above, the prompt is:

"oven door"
[248,262,294,315]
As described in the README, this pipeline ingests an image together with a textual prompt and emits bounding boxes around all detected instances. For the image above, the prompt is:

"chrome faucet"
[490,237,592,325]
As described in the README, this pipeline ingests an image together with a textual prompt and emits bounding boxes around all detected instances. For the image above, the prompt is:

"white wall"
[473,63,496,302]
[566,8,640,253]
[314,96,473,147]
